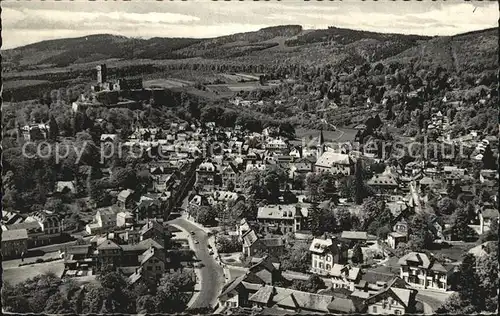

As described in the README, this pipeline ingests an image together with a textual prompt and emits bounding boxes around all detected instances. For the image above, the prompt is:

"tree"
[359,197,386,230]
[482,145,497,170]
[476,246,499,312]
[408,213,434,250]
[457,254,482,310]
[216,235,242,253]
[44,292,74,314]
[480,219,498,242]
[305,172,337,202]
[436,197,456,215]
[354,159,366,204]
[352,243,364,264]
[279,242,311,273]
[241,170,266,200]
[81,284,108,313]
[450,206,476,242]
[111,166,138,189]
[394,242,412,257]
[155,271,195,313]
[262,166,287,203]
[336,207,354,231]
[436,292,476,314]
[291,274,326,293]
[309,204,339,236]
[136,295,157,314]
[48,115,59,142]
[196,205,218,226]
[282,189,298,203]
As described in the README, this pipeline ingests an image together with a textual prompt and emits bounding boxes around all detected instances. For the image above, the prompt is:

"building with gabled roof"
[330,264,362,291]
[246,284,366,314]
[86,205,121,234]
[367,170,399,194]
[196,160,217,189]
[2,211,24,225]
[96,239,122,268]
[248,255,282,285]
[218,271,267,309]
[364,277,418,314]
[398,252,452,291]
[340,231,368,245]
[1,228,28,258]
[221,163,240,190]
[54,181,77,195]
[315,151,354,176]
[241,229,284,257]
[209,190,243,206]
[256,204,309,235]
[138,247,165,284]
[117,189,136,209]
[310,236,348,275]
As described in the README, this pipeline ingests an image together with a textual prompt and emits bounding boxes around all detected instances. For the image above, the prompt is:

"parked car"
[195,262,205,268]
[190,231,196,235]
[194,240,199,244]
[209,250,214,255]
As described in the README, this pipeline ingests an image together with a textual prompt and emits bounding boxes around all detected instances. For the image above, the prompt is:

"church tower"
[317,129,325,158]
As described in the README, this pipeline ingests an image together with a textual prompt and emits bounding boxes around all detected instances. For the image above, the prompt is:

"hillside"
[381,27,498,73]
[2,25,497,103]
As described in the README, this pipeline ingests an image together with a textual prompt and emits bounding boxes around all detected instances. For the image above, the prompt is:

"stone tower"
[96,64,107,84]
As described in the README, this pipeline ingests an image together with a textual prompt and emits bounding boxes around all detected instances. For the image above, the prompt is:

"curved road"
[169,218,225,310]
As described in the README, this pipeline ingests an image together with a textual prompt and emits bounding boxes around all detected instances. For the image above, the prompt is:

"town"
[3,59,499,315]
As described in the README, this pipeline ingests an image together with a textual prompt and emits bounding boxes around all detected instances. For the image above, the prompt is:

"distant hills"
[3,25,497,75]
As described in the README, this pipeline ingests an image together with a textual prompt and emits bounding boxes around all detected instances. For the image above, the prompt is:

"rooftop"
[2,228,28,241]
[315,152,352,167]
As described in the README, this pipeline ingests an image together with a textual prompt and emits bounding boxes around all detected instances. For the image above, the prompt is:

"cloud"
[2,1,498,49]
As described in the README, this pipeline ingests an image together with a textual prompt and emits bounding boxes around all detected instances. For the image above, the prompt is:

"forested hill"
[4,25,495,72]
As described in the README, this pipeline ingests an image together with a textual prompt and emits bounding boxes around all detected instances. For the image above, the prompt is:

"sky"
[2,0,498,49]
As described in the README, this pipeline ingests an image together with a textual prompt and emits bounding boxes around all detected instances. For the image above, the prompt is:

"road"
[416,292,447,313]
[410,181,423,214]
[169,218,224,310]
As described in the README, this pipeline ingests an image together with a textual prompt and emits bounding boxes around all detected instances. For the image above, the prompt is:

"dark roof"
[361,270,397,284]
[327,296,365,313]
[219,274,246,298]
[97,239,121,250]
[261,238,284,248]
[259,307,296,315]
[6,221,42,232]
[65,245,91,255]
[249,255,276,273]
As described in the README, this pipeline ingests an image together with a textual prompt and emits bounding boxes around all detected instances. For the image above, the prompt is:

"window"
[326,255,332,262]
[147,266,152,271]
[156,266,162,271]
[326,264,331,270]
[372,306,377,313]
[319,262,324,269]
[395,310,401,315]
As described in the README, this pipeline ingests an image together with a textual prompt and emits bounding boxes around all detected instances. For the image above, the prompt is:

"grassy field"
[3,79,51,89]
[430,241,480,262]
[294,127,357,144]
[3,260,65,285]
[206,81,274,93]
[144,78,193,89]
